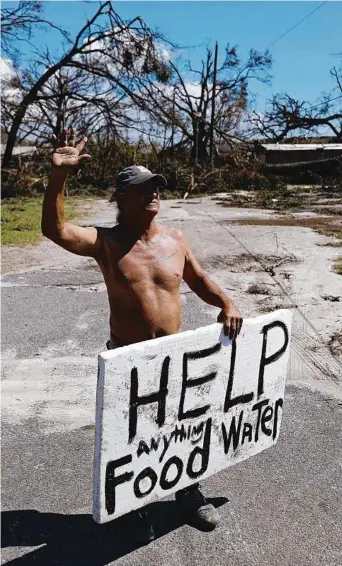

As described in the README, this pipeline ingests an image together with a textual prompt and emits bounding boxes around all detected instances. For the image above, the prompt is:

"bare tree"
[1,1,172,168]
[1,1,69,64]
[124,44,272,164]
[250,62,342,141]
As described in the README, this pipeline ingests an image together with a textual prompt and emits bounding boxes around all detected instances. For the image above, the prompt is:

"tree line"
[1,1,341,194]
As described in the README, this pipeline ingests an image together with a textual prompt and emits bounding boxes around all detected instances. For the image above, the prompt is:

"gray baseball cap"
[115,165,167,191]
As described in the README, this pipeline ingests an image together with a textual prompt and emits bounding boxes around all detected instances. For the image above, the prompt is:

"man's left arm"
[182,233,243,340]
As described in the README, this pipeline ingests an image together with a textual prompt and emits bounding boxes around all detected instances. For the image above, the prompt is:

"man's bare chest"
[99,235,185,290]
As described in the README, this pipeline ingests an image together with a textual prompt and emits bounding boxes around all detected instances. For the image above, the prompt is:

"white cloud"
[1,58,22,103]
[0,57,16,88]
[0,57,15,80]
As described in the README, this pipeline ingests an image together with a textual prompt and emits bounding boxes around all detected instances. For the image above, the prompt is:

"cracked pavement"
[1,197,342,565]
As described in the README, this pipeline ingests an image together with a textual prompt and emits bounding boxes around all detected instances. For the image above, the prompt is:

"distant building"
[0,145,38,157]
[255,143,342,165]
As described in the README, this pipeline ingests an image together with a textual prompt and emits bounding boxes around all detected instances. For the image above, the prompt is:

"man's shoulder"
[158,223,185,242]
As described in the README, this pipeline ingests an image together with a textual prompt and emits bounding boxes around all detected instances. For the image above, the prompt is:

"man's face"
[117,180,160,218]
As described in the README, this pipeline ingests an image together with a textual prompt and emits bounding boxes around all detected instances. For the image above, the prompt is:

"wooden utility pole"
[171,91,175,161]
[209,41,218,168]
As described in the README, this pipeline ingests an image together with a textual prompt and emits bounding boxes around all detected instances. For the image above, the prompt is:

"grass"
[162,191,211,200]
[315,228,342,240]
[258,302,296,314]
[311,207,342,216]
[320,241,342,248]
[328,331,342,356]
[334,258,342,275]
[214,185,342,213]
[230,218,342,230]
[314,228,342,275]
[214,189,313,211]
[246,283,270,295]
[1,197,80,246]
[161,190,184,200]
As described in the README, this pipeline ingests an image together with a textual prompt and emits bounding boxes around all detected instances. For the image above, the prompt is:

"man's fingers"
[235,319,242,337]
[224,317,234,340]
[221,313,243,340]
[225,317,242,341]
[229,321,236,341]
[60,127,68,146]
[78,154,91,161]
[232,318,242,339]
[76,136,88,153]
[51,134,58,150]
[52,135,58,150]
[70,128,76,148]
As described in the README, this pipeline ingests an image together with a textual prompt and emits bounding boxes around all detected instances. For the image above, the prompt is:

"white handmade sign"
[93,309,292,524]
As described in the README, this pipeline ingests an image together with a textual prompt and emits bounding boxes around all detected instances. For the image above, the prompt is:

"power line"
[265,94,342,113]
[267,2,328,50]
[303,94,342,113]
[201,207,342,373]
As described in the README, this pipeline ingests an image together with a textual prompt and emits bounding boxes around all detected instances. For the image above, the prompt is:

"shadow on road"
[2,497,228,564]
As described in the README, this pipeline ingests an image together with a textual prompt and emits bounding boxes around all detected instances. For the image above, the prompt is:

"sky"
[2,1,342,112]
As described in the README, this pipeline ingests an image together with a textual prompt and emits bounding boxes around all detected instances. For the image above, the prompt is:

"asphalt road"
[2,198,342,565]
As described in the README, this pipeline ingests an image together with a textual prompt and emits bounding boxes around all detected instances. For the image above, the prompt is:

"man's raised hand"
[51,127,91,171]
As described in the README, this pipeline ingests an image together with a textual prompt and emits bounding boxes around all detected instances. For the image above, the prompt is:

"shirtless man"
[42,128,243,544]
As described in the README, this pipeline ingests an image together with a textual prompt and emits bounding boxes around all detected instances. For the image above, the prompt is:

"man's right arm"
[41,130,100,257]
